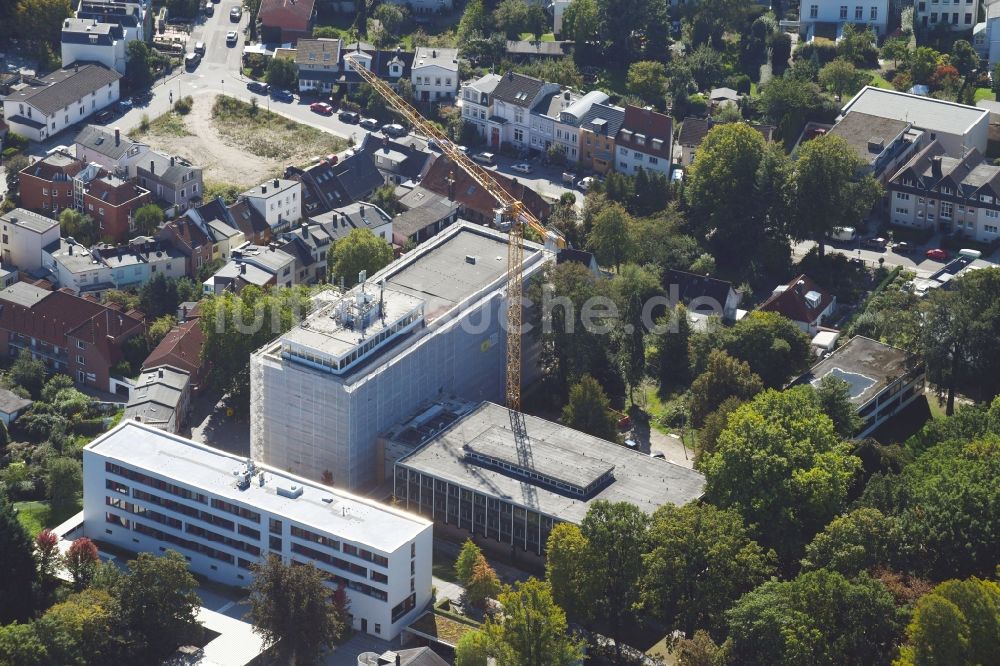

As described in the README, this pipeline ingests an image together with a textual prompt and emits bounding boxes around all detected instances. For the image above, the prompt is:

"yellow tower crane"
[344,54,564,412]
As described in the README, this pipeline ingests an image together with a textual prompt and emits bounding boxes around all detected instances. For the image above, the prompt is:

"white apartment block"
[489,73,561,151]
[916,0,978,32]
[888,140,1000,243]
[251,223,554,491]
[553,90,609,164]
[61,18,127,74]
[3,64,121,142]
[241,179,303,233]
[0,208,60,273]
[459,73,501,143]
[84,420,433,639]
[529,88,579,154]
[798,0,889,39]
[411,47,458,102]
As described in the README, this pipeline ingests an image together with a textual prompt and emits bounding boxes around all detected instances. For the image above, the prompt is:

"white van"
[472,152,496,165]
[194,41,206,55]
[829,227,857,242]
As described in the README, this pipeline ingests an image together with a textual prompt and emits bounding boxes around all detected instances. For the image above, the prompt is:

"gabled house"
[578,103,625,174]
[553,90,609,165]
[123,365,191,433]
[259,0,316,44]
[240,178,302,233]
[295,38,341,93]
[157,216,215,278]
[615,105,673,176]
[310,202,393,245]
[530,88,579,155]
[133,152,203,214]
[61,18,127,74]
[395,187,460,246]
[203,243,297,294]
[459,73,501,143]
[677,117,776,166]
[759,274,836,335]
[277,223,331,284]
[665,269,740,322]
[887,139,1000,243]
[143,314,208,393]
[3,64,121,142]
[411,47,458,102]
[284,153,383,215]
[356,133,433,185]
[227,199,271,245]
[338,43,414,92]
[74,125,148,176]
[914,0,978,32]
[487,72,560,151]
[81,173,152,242]
[419,156,551,225]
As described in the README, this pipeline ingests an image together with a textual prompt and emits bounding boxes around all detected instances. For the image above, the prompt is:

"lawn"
[869,72,893,89]
[636,382,698,449]
[15,499,82,537]
[432,548,458,583]
[211,96,348,160]
[975,87,995,103]
[518,32,556,42]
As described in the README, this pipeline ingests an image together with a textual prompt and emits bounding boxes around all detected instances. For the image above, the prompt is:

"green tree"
[723,311,812,388]
[116,551,201,662]
[561,374,619,441]
[124,40,154,90]
[612,263,663,400]
[627,60,668,106]
[493,0,529,38]
[910,47,941,85]
[950,40,979,78]
[372,2,407,39]
[814,374,863,438]
[4,154,30,198]
[589,202,634,270]
[14,0,71,47]
[688,350,763,426]
[899,577,1000,666]
[687,44,727,90]
[696,395,742,464]
[10,348,47,398]
[369,184,401,216]
[726,569,900,665]
[791,133,882,257]
[836,23,877,66]
[265,56,297,89]
[758,75,824,146]
[454,538,482,585]
[560,0,599,42]
[650,304,692,392]
[0,497,36,623]
[598,0,651,56]
[703,386,861,563]
[525,4,547,41]
[457,0,492,43]
[545,523,590,618]
[147,314,177,348]
[465,553,501,608]
[329,228,394,287]
[580,501,648,656]
[801,507,898,576]
[880,38,910,68]
[456,579,584,666]
[41,373,74,403]
[133,203,164,235]
[59,208,97,246]
[993,62,1000,100]
[139,273,180,319]
[0,623,46,666]
[640,503,776,638]
[34,588,117,666]
[248,555,349,665]
[48,457,81,513]
[818,58,871,97]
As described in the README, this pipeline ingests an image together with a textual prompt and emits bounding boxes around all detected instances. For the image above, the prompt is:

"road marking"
[217,600,237,613]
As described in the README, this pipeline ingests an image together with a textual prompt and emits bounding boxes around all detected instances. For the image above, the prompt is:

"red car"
[309,102,333,115]
[925,248,949,261]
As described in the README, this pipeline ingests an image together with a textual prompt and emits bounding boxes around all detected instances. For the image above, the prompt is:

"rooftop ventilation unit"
[276,482,304,499]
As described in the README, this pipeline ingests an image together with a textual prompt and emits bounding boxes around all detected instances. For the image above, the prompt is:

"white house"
[798,0,889,40]
[459,73,500,142]
[552,0,571,36]
[915,0,979,33]
[975,2,1000,67]
[615,105,673,176]
[61,18,127,74]
[83,420,434,639]
[0,208,60,273]
[296,38,341,93]
[2,64,121,142]
[553,90,609,164]
[240,178,302,232]
[530,88,578,155]
[486,72,560,151]
[411,47,458,102]
[76,0,149,43]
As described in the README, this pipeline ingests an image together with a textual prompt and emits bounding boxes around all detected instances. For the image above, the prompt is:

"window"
[940,202,953,218]
[77,355,85,365]
[871,6,878,19]
[966,12,972,23]
[896,192,911,201]
[855,6,863,19]
[810,4,818,17]
[931,12,937,21]
[374,624,381,634]
[840,5,847,18]
[648,156,659,165]
[513,128,524,142]
[986,224,999,233]
[269,518,282,534]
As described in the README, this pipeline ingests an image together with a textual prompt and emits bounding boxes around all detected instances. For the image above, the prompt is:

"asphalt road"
[792,237,999,276]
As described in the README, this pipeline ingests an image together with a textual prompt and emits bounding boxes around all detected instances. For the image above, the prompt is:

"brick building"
[82,174,152,242]
[18,150,84,216]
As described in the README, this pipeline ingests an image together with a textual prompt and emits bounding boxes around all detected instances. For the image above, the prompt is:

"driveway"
[792,237,1000,276]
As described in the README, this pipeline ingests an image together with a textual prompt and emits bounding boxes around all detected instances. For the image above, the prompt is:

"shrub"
[794,41,838,65]
[173,95,194,115]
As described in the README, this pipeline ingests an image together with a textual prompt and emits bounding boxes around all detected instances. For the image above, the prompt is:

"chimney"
[931,155,942,178]
[158,368,163,378]
[150,160,155,175]
[240,262,246,274]
[432,49,437,58]
[114,127,120,145]
[273,178,279,188]
[359,205,365,216]
[261,185,267,194]
[170,155,175,167]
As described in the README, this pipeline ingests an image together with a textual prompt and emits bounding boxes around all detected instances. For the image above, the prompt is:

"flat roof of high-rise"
[395,401,705,523]
[86,420,431,552]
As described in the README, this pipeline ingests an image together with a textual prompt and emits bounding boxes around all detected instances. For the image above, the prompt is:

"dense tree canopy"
[688,350,764,426]
[329,228,394,288]
[0,498,36,623]
[561,375,619,441]
[898,577,1000,666]
[723,311,812,388]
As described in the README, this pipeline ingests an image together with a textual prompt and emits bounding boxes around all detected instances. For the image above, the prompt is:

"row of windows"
[106,462,208,505]
[186,523,261,556]
[210,497,262,523]
[107,496,181,529]
[290,558,389,602]
[132,488,236,532]
[291,542,370,580]
[413,76,452,87]
[133,520,236,565]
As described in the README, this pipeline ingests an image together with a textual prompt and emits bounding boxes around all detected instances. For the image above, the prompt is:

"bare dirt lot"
[133,94,347,188]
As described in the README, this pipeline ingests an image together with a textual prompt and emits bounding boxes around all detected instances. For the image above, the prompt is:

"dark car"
[247,81,269,94]
[338,110,360,123]
[184,53,201,70]
[381,122,407,138]
[359,117,380,131]
[861,237,888,251]
[892,241,914,254]
[94,108,116,123]
[270,88,294,102]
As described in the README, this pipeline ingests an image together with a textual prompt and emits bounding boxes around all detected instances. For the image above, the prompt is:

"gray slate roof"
[0,388,32,416]
[579,102,625,136]
[75,124,138,160]
[491,71,546,108]
[61,18,124,45]
[7,63,121,115]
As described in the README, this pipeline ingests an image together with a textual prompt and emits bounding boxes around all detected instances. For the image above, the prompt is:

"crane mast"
[344,54,561,411]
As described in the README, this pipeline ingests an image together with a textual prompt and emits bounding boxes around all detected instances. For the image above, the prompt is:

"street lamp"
[221,79,225,96]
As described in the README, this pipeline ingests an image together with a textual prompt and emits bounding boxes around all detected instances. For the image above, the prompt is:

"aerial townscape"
[3,0,1000,663]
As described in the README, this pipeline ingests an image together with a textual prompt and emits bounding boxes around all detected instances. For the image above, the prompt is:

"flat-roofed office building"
[83,420,433,639]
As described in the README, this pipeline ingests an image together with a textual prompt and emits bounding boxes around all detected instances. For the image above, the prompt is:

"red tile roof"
[759,274,834,326]
[142,318,206,379]
[420,157,551,222]
[259,0,315,32]
[85,176,149,206]
[617,105,672,159]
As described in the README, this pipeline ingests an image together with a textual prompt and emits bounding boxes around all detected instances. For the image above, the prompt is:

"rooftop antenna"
[379,278,385,321]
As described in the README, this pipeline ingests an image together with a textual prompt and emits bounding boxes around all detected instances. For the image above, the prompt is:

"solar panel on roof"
[816,368,876,399]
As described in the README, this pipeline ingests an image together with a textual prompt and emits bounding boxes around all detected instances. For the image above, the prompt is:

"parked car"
[184,52,201,70]
[225,31,238,45]
[359,117,380,130]
[511,163,533,174]
[577,176,596,190]
[862,237,888,250]
[118,97,134,110]
[381,123,407,138]
[230,5,242,19]
[829,227,857,242]
[427,138,441,152]
[94,108,116,123]
[338,110,360,123]
[892,241,914,254]
[270,89,294,102]
[203,1,213,16]
[310,102,333,115]
[247,81,269,94]
[472,151,496,165]
[194,41,206,55]
[926,248,949,261]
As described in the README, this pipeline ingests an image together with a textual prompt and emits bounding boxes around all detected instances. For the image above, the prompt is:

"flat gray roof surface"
[0,282,51,308]
[2,208,58,233]
[798,335,913,405]
[842,86,987,135]
[830,112,910,165]
[87,421,431,552]
[397,402,705,523]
